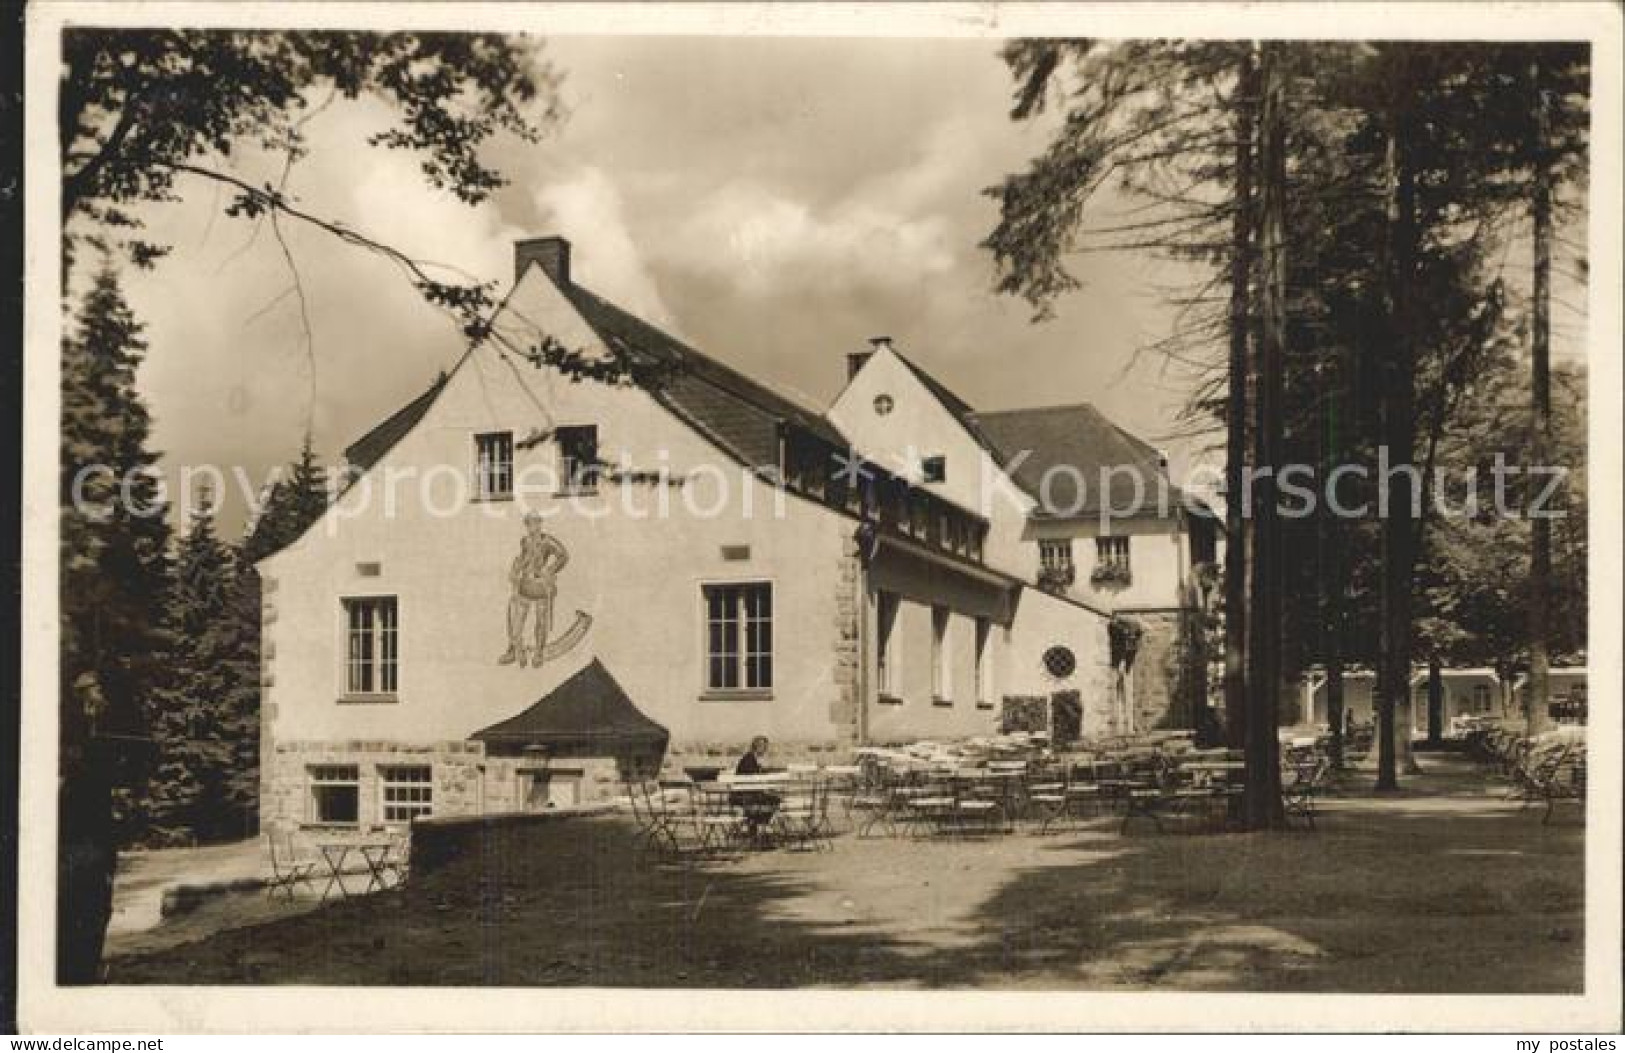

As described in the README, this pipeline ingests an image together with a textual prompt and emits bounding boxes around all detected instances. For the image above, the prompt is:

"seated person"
[731,735,782,831]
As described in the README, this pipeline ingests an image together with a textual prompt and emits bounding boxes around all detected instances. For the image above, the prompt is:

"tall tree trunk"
[1527,55,1554,737]
[1327,660,1346,766]
[1243,42,1286,828]
[1375,108,1419,792]
[1426,655,1444,745]
[1223,45,1259,752]
[58,746,117,983]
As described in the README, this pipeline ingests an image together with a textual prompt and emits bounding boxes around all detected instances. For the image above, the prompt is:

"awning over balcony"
[472,659,669,754]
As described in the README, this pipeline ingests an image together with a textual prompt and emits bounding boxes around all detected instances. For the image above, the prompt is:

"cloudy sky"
[109,33,1583,536]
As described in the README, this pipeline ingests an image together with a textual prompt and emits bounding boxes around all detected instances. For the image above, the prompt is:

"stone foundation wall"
[1128,608,1203,732]
[261,739,485,832]
[828,534,863,744]
[481,755,629,810]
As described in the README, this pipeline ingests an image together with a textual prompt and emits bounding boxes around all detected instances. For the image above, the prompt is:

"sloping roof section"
[889,348,1009,463]
[343,372,450,472]
[472,659,669,751]
[970,402,1179,517]
[557,283,847,469]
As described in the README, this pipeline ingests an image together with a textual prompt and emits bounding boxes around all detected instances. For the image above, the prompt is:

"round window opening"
[1042,645,1077,681]
[873,394,895,416]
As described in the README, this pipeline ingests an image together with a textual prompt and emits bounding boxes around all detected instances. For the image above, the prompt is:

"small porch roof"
[472,659,669,751]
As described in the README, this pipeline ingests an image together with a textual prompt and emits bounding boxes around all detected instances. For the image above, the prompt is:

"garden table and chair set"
[624,764,858,858]
[265,826,413,903]
[622,730,1334,858]
[1462,717,1586,824]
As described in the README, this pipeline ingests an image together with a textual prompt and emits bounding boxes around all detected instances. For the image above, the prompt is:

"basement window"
[308,764,360,827]
[379,765,433,825]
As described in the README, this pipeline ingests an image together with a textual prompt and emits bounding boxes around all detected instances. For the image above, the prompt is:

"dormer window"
[555,425,599,494]
[474,431,513,501]
[921,454,946,483]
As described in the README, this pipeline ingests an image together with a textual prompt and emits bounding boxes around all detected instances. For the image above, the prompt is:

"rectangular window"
[703,582,773,693]
[1096,535,1130,571]
[344,597,398,697]
[974,617,992,705]
[556,425,599,493]
[379,765,433,825]
[474,431,513,500]
[876,591,900,699]
[931,606,951,702]
[921,454,946,484]
[1472,684,1491,712]
[1039,539,1074,574]
[308,764,359,826]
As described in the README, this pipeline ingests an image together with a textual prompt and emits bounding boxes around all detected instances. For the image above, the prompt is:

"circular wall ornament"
[1042,645,1078,681]
[873,393,895,416]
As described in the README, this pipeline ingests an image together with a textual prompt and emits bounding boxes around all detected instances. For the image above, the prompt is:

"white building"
[257,236,1212,831]
[1296,666,1591,737]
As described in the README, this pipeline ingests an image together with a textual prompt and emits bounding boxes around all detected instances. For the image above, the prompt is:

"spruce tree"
[147,500,234,844]
[58,266,171,980]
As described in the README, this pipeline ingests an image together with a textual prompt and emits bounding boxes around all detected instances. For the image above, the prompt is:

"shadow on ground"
[105,755,1583,991]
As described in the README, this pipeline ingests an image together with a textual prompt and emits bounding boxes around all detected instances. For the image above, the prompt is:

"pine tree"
[58,266,171,980]
[146,500,234,845]
[243,433,330,564]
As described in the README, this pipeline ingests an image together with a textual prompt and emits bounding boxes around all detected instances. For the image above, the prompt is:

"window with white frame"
[1039,538,1074,575]
[703,582,773,693]
[974,617,992,704]
[379,765,433,825]
[474,431,513,500]
[931,607,951,701]
[344,597,398,696]
[308,764,359,826]
[1096,535,1131,571]
[556,425,599,493]
[876,591,900,699]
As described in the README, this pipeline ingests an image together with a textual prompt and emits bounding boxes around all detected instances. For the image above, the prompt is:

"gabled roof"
[889,347,1009,464]
[472,659,669,750]
[558,282,846,469]
[343,372,450,472]
[970,402,1178,517]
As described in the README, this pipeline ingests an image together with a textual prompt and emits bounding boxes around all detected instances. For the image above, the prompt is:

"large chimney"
[515,236,571,286]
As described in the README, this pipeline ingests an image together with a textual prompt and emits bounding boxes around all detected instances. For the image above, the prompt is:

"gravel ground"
[105,753,1584,991]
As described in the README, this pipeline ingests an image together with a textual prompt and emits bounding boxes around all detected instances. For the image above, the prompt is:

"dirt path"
[106,754,1583,991]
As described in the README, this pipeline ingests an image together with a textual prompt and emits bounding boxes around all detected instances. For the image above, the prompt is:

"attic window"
[921,455,946,483]
[873,394,895,416]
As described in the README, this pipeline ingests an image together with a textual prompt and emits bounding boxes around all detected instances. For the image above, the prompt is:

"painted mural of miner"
[500,511,591,667]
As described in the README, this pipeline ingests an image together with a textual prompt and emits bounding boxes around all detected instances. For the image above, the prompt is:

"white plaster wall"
[261,269,852,755]
[827,346,1034,581]
[1027,513,1190,612]
[1000,587,1115,738]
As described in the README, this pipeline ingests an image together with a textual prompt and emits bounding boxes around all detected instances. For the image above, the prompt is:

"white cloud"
[666,179,955,297]
[529,167,677,329]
